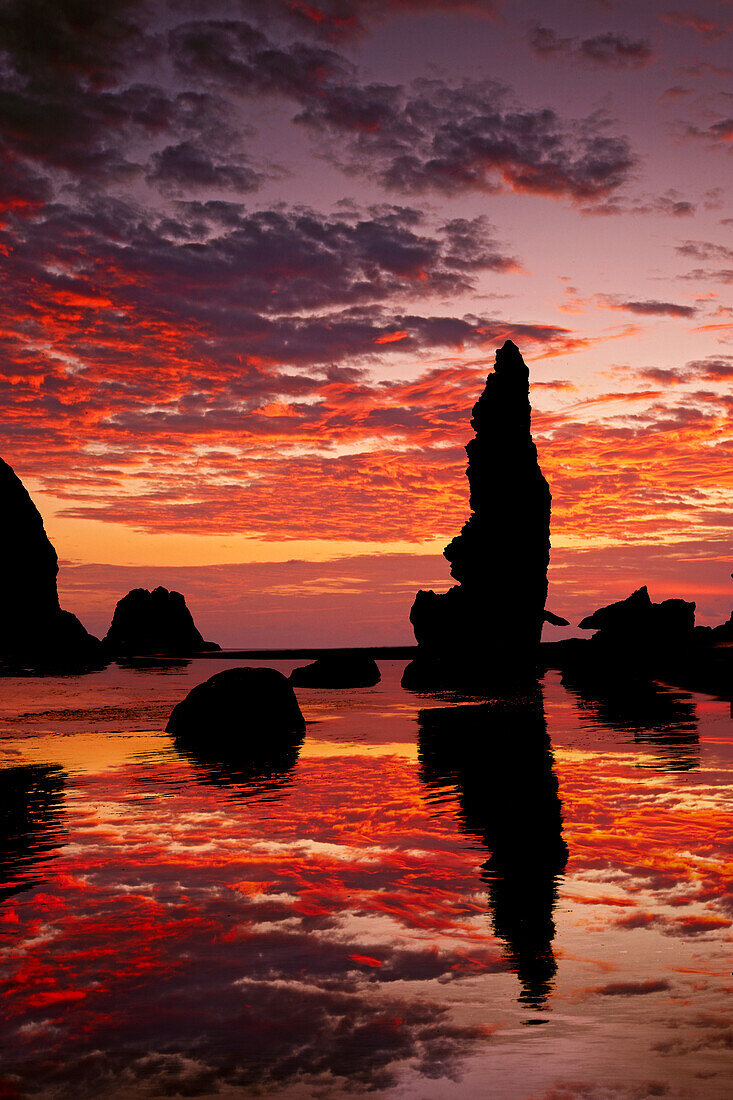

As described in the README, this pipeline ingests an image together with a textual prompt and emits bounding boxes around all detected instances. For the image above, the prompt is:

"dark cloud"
[0,140,52,215]
[677,240,733,262]
[583,191,695,217]
[0,0,148,85]
[168,17,347,98]
[685,356,733,380]
[614,300,697,318]
[1,198,517,323]
[228,0,501,42]
[529,26,654,69]
[146,141,262,193]
[0,2,636,211]
[299,78,635,200]
[638,367,687,384]
[167,17,637,202]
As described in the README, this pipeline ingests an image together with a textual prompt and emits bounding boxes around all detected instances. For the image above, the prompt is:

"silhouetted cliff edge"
[0,457,101,670]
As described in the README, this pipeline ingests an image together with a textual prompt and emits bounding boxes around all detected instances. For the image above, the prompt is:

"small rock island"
[403,340,551,692]
[103,586,220,657]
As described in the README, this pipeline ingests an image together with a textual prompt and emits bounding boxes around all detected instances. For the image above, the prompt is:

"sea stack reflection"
[404,341,551,692]
[418,692,568,1007]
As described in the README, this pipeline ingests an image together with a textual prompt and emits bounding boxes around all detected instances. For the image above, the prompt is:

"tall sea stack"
[0,457,101,669]
[403,340,551,692]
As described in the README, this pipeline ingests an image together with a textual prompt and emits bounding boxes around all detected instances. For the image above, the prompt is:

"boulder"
[289,654,380,688]
[403,341,551,692]
[166,668,305,745]
[0,457,101,669]
[104,586,220,656]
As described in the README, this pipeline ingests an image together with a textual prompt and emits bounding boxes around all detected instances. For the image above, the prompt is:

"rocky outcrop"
[0,457,102,670]
[578,585,695,643]
[166,667,305,745]
[103,586,220,657]
[403,341,551,692]
[543,610,569,627]
[541,585,733,701]
[711,610,733,640]
[290,653,380,688]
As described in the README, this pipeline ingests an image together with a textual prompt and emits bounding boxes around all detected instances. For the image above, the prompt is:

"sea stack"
[0,457,102,669]
[403,340,551,692]
[103,586,220,657]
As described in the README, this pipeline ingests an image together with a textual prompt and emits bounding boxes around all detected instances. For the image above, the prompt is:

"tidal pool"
[0,659,731,1098]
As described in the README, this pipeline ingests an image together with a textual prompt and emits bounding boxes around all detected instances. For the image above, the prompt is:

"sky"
[0,0,731,646]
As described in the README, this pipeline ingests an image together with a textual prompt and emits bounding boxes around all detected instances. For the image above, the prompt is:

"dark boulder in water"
[403,340,551,692]
[166,668,305,746]
[289,654,380,688]
[0,457,102,670]
[104,586,220,657]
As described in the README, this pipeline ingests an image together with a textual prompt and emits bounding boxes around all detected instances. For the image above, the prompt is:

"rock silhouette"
[166,667,305,747]
[403,341,551,693]
[290,653,380,688]
[543,610,569,627]
[711,609,733,640]
[0,457,101,669]
[543,584,733,703]
[417,690,567,1007]
[103,586,220,657]
[578,585,695,643]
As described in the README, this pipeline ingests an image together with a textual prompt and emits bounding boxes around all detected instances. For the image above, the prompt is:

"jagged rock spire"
[403,340,551,692]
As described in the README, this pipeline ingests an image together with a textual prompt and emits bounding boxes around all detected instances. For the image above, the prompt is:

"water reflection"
[562,672,700,770]
[172,730,305,799]
[115,656,192,673]
[418,690,568,1008]
[0,763,66,901]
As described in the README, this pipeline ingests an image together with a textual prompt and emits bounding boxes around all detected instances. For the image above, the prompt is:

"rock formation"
[103,586,220,657]
[542,585,733,703]
[290,653,381,688]
[0,457,102,669]
[543,610,569,627]
[166,667,305,744]
[403,340,551,692]
[578,585,695,643]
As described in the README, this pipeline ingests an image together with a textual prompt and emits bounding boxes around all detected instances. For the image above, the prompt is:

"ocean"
[1,659,731,1098]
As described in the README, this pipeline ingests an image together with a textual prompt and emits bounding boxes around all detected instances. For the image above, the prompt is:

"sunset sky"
[1,0,731,645]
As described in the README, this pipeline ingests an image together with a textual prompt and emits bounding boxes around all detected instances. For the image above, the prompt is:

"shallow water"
[0,659,731,1099]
